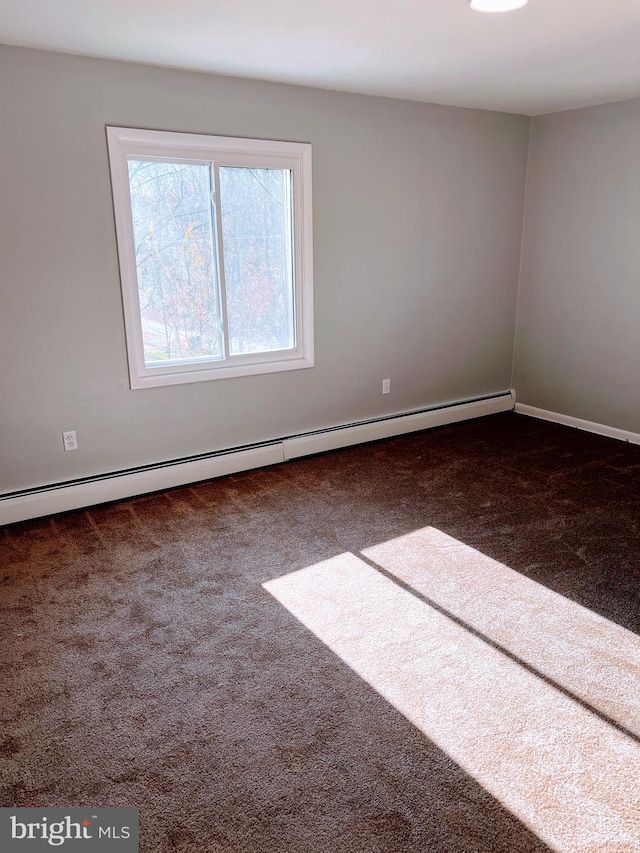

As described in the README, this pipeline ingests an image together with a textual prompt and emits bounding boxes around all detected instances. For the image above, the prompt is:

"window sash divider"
[208,163,228,360]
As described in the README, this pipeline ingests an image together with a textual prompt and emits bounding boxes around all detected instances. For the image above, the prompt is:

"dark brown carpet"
[1,412,638,852]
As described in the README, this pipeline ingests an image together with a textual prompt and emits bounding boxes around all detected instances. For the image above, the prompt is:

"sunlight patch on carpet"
[263,541,640,853]
[363,526,640,739]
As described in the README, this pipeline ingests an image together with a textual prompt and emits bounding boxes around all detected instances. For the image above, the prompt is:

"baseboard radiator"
[0,390,515,525]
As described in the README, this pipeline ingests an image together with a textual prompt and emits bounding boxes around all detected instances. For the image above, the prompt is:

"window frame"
[106,126,313,389]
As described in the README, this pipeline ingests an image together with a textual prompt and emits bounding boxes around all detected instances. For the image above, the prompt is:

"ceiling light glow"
[470,0,528,12]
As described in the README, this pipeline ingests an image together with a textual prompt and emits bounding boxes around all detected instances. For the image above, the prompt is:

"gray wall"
[513,99,640,432]
[0,46,529,493]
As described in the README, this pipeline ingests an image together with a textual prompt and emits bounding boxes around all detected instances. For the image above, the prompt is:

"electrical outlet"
[382,378,391,395]
[63,430,78,452]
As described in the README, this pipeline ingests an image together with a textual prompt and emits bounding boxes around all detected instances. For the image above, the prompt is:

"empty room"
[1,0,639,850]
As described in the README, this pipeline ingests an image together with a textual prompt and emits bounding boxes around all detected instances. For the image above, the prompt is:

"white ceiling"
[1,0,640,115]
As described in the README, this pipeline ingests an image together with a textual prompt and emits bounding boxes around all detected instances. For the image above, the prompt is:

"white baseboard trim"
[514,403,640,445]
[1,390,514,526]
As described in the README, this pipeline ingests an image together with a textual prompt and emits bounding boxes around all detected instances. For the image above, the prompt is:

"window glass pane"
[219,167,295,356]
[127,160,221,364]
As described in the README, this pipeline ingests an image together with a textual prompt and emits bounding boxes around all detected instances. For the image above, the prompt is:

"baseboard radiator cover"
[1,390,514,525]
[514,403,640,446]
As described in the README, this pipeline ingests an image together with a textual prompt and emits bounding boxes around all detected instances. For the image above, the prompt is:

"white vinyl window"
[106,127,313,388]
